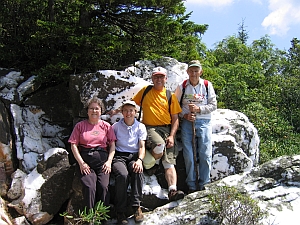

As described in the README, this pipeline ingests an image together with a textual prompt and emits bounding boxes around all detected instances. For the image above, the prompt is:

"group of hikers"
[68,60,217,224]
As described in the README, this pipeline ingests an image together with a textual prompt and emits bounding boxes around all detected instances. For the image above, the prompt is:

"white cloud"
[184,0,234,8]
[262,0,300,36]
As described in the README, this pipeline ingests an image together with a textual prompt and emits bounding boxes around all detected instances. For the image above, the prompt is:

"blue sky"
[184,0,300,50]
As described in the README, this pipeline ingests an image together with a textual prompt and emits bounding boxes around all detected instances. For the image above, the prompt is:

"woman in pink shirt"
[68,96,116,210]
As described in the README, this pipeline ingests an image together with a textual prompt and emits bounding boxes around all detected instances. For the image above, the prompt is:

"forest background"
[0,0,299,164]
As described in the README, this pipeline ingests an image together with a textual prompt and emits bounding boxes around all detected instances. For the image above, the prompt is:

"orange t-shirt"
[132,86,182,126]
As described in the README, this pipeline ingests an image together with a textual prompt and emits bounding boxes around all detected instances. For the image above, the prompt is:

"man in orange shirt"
[132,67,184,201]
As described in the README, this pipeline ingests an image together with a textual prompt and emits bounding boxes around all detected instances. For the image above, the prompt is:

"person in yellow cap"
[111,100,147,224]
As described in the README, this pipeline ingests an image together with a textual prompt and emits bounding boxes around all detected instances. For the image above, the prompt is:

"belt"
[146,124,171,128]
[79,146,105,152]
[115,151,131,156]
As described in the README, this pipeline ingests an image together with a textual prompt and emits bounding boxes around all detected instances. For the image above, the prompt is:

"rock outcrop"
[134,154,300,225]
[0,57,270,225]
[7,148,74,225]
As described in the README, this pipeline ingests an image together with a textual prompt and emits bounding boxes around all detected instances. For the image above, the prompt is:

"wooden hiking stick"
[192,121,200,191]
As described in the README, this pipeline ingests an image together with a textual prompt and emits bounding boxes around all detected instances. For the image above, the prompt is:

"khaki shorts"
[146,125,178,165]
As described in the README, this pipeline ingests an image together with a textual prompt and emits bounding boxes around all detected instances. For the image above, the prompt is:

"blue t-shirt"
[112,118,147,153]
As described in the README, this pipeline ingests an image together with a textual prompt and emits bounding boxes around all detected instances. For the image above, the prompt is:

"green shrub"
[243,102,300,163]
[60,201,110,225]
[208,186,267,225]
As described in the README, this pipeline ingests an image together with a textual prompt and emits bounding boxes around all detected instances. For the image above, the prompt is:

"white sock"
[169,185,177,192]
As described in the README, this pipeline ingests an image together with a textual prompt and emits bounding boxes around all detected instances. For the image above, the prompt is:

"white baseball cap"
[152,67,167,76]
[119,100,137,110]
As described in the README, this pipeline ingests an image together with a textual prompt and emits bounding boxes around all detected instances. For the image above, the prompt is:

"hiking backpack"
[179,79,208,106]
[137,85,172,121]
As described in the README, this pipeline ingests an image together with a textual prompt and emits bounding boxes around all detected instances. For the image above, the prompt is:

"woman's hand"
[133,159,143,173]
[79,162,91,175]
[102,160,112,174]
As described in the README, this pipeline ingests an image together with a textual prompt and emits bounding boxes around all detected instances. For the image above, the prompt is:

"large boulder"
[0,57,260,224]
[211,108,259,182]
[0,100,15,197]
[7,148,74,225]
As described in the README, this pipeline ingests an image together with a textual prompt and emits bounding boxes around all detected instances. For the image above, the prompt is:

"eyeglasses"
[88,107,101,111]
[122,109,135,113]
[152,75,166,79]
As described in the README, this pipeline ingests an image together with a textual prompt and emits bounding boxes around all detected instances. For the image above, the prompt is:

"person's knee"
[153,144,165,154]
[152,152,163,160]
[116,171,128,181]
[113,164,128,177]
[151,143,165,159]
[162,160,175,169]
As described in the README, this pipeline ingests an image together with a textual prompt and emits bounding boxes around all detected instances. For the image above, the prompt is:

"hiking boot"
[116,212,128,225]
[168,189,185,201]
[133,206,144,222]
[199,185,206,191]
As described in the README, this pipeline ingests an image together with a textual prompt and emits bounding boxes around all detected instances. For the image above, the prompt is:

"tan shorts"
[146,125,178,165]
